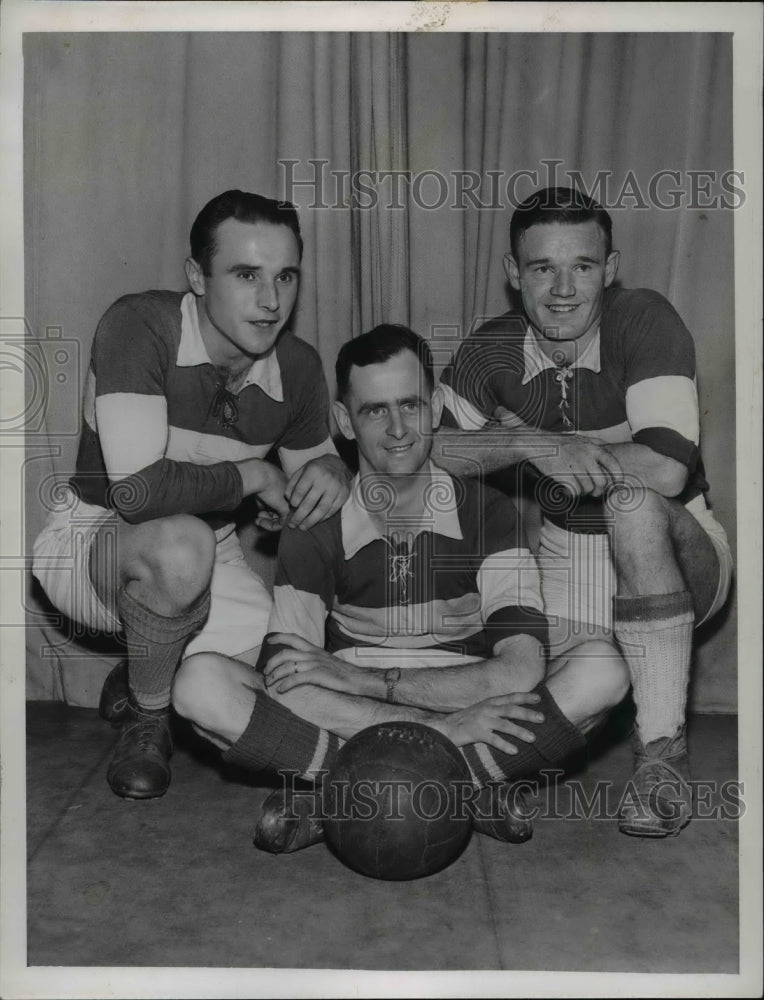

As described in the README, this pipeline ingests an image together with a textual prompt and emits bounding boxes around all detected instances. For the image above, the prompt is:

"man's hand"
[434,691,545,754]
[285,454,351,531]
[494,405,623,498]
[262,633,369,696]
[237,458,291,531]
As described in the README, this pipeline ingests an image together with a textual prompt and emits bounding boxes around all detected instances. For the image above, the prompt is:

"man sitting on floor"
[172,324,631,851]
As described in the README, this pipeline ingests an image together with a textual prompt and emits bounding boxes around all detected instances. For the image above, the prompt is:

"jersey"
[439,287,709,533]
[70,290,332,526]
[269,464,548,662]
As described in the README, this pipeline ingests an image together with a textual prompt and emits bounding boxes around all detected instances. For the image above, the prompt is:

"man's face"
[185,218,301,363]
[333,350,443,479]
[506,220,620,343]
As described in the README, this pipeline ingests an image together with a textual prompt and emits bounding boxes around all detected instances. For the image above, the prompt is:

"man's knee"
[172,652,224,725]
[127,515,216,604]
[560,639,630,708]
[173,651,261,742]
[516,656,546,692]
[605,484,669,530]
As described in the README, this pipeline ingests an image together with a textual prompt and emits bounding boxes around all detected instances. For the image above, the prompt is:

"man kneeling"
[172,325,630,850]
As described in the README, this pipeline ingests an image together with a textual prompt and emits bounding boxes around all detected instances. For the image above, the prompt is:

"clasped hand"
[262,633,365,695]
[255,454,351,531]
[438,691,545,753]
[264,633,548,756]
[493,404,624,498]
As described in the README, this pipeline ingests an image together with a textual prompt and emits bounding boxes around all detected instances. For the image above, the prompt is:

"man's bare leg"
[173,640,630,781]
[173,640,629,849]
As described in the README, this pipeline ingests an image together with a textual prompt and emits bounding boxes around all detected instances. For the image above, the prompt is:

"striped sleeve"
[620,293,700,468]
[91,296,242,523]
[474,487,548,648]
[268,517,339,648]
[438,338,496,430]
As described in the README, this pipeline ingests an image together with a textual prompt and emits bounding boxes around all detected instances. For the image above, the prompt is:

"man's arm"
[268,674,544,755]
[265,485,548,709]
[93,300,347,526]
[269,680,442,740]
[435,291,699,500]
[96,386,297,525]
[387,634,544,710]
[433,410,688,501]
[273,344,352,529]
[90,297,290,523]
[278,439,352,531]
[434,367,624,494]
[490,409,688,498]
[431,423,535,478]
[601,442,688,497]
[431,420,624,497]
[263,540,454,736]
[264,632,544,711]
[264,499,546,752]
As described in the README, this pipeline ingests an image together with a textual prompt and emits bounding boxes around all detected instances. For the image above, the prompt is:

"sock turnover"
[223,682,586,792]
[222,690,344,783]
[614,590,694,745]
[460,682,587,788]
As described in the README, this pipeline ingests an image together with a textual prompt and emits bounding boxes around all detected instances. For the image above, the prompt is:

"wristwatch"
[384,667,402,704]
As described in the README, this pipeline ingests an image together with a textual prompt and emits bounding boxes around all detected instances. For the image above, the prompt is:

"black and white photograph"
[1,2,761,998]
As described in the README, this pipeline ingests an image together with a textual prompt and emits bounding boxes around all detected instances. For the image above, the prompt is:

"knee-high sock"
[223,683,585,790]
[118,587,211,711]
[459,682,586,788]
[221,691,344,783]
[613,591,694,744]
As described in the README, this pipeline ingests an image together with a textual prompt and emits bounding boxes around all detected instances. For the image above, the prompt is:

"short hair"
[510,186,613,259]
[335,324,435,402]
[190,190,303,275]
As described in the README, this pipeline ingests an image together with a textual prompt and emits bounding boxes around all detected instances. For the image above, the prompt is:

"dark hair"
[335,324,434,402]
[190,190,303,274]
[510,186,613,259]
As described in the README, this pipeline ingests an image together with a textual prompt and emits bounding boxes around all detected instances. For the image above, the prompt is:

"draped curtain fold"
[24,31,736,710]
[350,32,411,330]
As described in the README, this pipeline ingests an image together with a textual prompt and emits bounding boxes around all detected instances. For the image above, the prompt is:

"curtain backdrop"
[23,31,736,710]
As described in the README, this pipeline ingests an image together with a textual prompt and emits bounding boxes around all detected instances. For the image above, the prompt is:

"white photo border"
[1,2,761,998]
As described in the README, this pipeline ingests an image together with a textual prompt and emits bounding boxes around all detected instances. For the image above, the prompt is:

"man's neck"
[195,297,253,380]
[531,322,598,367]
[359,467,432,534]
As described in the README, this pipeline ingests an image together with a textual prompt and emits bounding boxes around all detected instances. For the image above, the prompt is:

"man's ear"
[503,252,521,291]
[431,384,444,431]
[604,249,621,288]
[184,256,206,296]
[332,399,355,441]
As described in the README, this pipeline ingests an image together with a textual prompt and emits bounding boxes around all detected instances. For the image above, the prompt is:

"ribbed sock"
[460,682,586,788]
[614,590,694,745]
[223,682,585,791]
[222,691,344,782]
[118,587,211,711]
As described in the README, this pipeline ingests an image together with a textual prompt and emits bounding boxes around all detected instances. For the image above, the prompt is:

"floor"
[26,702,739,973]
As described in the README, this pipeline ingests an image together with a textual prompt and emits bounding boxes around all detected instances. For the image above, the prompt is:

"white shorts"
[32,488,272,660]
[335,646,483,671]
[538,493,733,652]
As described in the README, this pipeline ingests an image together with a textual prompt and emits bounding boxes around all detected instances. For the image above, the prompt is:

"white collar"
[177,292,284,402]
[521,325,602,385]
[341,462,463,560]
